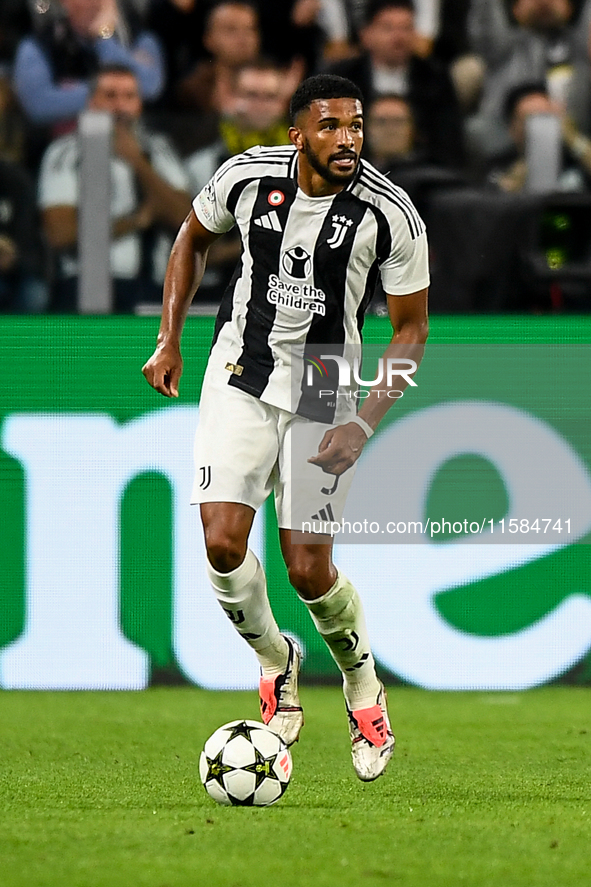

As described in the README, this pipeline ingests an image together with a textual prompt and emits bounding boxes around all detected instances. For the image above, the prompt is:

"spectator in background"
[487,82,591,191]
[468,0,591,158]
[185,57,289,191]
[365,93,422,172]
[13,0,164,132]
[175,1,261,113]
[0,0,33,70]
[0,158,49,313]
[0,73,26,167]
[329,0,465,168]
[147,0,350,110]
[176,2,303,114]
[0,2,33,167]
[311,0,354,62]
[38,64,191,312]
[433,0,471,62]
[146,0,209,107]
[345,0,459,56]
[185,57,289,302]
[257,0,352,72]
[364,91,464,312]
[344,1,482,109]
[365,92,465,185]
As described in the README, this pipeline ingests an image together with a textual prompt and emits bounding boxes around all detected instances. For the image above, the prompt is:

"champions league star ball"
[199,720,293,807]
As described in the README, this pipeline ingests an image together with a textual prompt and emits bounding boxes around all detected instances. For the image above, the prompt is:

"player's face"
[292,98,364,187]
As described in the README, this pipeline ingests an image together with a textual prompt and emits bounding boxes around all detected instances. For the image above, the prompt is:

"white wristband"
[350,415,374,439]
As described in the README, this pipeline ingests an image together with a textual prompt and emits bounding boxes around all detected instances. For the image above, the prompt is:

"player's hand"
[307,422,368,475]
[142,344,183,398]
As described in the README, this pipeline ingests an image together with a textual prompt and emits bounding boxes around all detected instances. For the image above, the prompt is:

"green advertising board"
[1,315,591,690]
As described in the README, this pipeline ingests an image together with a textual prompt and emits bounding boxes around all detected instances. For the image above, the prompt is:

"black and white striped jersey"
[193,144,429,421]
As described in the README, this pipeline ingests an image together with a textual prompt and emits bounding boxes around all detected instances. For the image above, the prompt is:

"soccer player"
[142,74,429,781]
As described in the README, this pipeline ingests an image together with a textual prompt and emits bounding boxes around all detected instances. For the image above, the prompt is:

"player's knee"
[205,532,246,574]
[287,559,326,599]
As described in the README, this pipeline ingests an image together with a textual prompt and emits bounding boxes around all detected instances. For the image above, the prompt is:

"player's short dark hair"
[289,75,364,124]
[88,64,138,97]
[363,0,415,27]
[503,82,548,122]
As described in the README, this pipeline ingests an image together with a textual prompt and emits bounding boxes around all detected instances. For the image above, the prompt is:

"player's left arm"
[309,286,428,475]
[358,286,429,428]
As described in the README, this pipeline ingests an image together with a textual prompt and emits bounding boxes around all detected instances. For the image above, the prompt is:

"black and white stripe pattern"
[357,161,425,240]
[193,146,429,421]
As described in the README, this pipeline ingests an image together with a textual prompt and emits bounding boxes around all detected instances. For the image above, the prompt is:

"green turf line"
[1,687,590,887]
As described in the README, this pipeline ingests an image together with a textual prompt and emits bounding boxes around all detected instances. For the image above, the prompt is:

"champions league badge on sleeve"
[198,180,216,222]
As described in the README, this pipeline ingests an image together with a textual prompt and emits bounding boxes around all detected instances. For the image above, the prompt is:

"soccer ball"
[199,720,293,807]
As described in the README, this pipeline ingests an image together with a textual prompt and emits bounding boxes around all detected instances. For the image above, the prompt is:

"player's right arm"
[142,211,220,397]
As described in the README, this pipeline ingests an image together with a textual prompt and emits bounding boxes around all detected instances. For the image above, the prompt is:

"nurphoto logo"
[304,354,418,400]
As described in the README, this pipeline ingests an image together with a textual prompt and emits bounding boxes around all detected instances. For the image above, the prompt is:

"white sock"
[300,570,381,710]
[207,550,289,677]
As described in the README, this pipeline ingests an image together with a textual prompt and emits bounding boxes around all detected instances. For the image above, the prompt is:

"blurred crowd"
[3,0,591,312]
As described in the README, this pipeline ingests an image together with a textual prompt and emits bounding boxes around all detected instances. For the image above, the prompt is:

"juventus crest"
[327,214,354,250]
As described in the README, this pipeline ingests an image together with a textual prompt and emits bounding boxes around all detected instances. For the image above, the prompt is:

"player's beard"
[302,138,359,186]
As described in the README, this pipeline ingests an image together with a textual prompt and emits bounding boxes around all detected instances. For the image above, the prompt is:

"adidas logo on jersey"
[255,210,282,232]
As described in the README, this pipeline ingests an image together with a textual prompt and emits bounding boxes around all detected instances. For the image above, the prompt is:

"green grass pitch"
[1,687,590,887]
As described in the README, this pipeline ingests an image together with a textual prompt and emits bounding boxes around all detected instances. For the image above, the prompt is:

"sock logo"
[336,630,359,652]
[345,652,370,672]
[222,608,245,625]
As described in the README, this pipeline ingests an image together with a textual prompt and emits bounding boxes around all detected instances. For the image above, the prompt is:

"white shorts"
[192,365,356,532]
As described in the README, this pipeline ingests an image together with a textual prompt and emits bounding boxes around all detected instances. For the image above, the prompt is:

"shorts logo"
[327,214,354,250]
[198,465,211,490]
[310,502,335,523]
[321,475,340,496]
[281,246,312,280]
[268,190,284,206]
